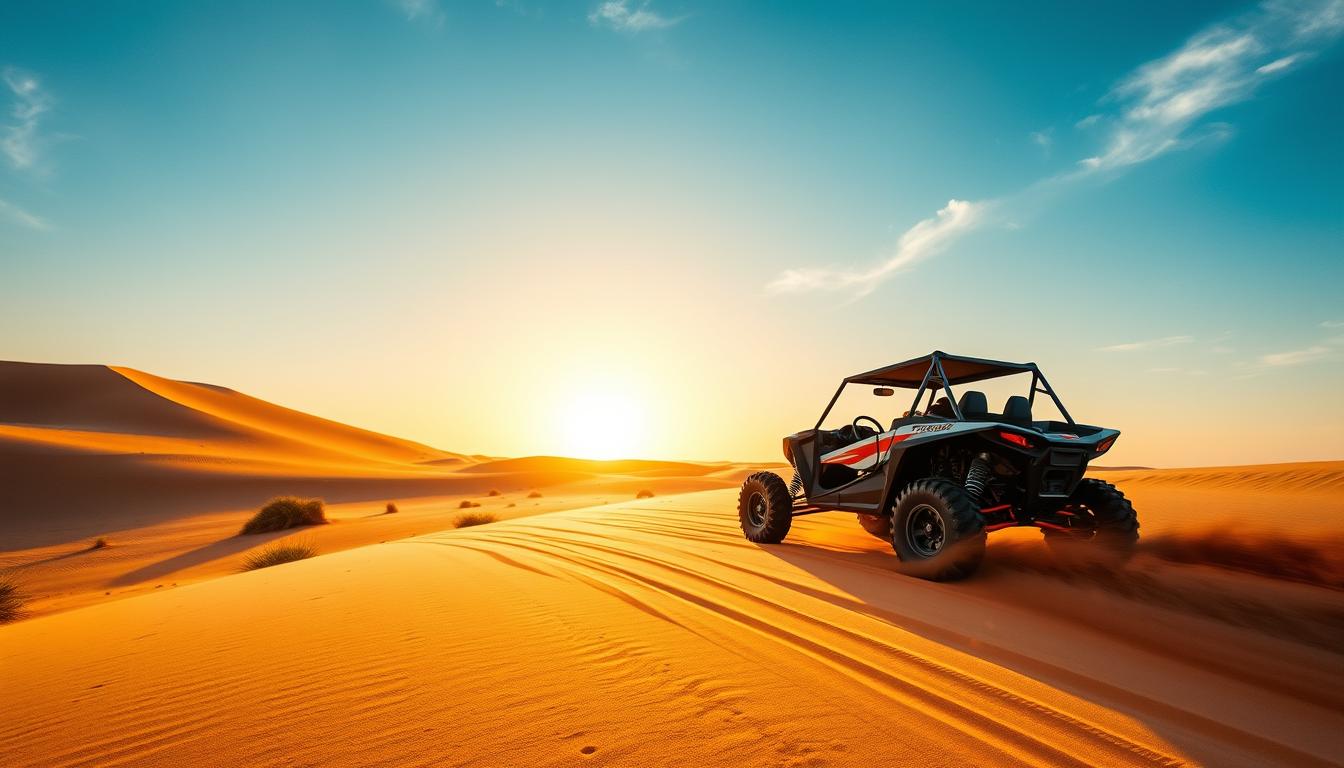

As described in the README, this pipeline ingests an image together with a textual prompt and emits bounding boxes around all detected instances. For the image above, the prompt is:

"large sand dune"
[0,361,773,615]
[4,484,1343,767]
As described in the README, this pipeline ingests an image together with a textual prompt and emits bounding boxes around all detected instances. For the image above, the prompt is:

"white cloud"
[1080,1,1344,173]
[0,197,48,230]
[394,0,444,26]
[1321,319,1344,328]
[1097,335,1194,352]
[1256,53,1301,73]
[589,0,679,32]
[1030,129,1053,150]
[2,66,51,170]
[1259,345,1331,366]
[768,199,986,295]
[768,1,1344,298]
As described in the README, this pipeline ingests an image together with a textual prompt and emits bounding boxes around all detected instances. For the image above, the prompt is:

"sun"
[556,387,648,460]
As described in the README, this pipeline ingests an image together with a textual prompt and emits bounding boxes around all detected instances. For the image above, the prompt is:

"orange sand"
[3,362,1342,766]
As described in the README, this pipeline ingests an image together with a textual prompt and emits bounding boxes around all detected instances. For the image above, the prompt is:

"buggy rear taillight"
[997,431,1033,449]
[1094,435,1117,455]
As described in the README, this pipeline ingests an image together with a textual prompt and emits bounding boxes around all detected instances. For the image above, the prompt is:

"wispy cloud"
[1098,335,1195,352]
[2,66,51,171]
[1080,0,1343,172]
[768,199,986,295]
[1259,345,1331,366]
[1321,319,1344,328]
[0,197,48,230]
[1030,128,1053,152]
[394,0,444,26]
[589,0,680,32]
[767,1,1344,297]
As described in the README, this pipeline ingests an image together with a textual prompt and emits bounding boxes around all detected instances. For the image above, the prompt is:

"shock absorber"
[788,472,804,498]
[964,454,992,505]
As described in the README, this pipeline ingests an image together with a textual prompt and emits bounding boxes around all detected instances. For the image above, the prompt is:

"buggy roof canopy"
[846,351,1036,388]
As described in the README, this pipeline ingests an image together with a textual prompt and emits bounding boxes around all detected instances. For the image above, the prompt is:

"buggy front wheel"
[738,472,792,544]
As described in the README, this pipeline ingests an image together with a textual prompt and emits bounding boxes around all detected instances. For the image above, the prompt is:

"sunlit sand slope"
[0,361,768,552]
[4,490,1341,767]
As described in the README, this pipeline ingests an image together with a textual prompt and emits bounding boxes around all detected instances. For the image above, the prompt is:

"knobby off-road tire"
[890,478,986,581]
[738,471,793,544]
[857,514,892,540]
[1044,478,1139,565]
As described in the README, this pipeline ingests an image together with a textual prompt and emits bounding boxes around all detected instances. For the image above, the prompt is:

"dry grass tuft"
[458,500,481,509]
[90,537,110,550]
[635,489,655,499]
[487,489,501,497]
[527,490,543,498]
[453,512,498,528]
[241,497,328,535]
[0,576,24,623]
[241,541,317,571]
[385,502,399,515]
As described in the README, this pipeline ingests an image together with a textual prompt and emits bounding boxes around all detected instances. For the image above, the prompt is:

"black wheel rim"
[906,504,946,557]
[747,491,767,527]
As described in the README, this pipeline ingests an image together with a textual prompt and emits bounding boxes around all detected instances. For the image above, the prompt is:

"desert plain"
[2,361,1342,767]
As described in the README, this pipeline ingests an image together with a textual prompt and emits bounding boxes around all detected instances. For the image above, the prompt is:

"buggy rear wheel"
[889,478,985,581]
[1043,478,1139,565]
[738,472,792,544]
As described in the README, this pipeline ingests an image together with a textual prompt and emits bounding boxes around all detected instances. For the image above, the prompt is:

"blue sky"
[2,0,1342,465]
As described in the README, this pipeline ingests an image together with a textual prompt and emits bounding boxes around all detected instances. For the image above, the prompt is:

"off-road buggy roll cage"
[784,350,1117,520]
[815,351,1073,430]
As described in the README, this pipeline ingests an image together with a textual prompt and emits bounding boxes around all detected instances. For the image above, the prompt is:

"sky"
[1,0,1342,466]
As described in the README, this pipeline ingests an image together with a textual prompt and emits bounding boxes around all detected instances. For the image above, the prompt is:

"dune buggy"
[738,351,1138,580]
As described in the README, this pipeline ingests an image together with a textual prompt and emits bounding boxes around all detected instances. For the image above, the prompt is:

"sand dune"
[4,485,1342,767]
[0,361,771,615]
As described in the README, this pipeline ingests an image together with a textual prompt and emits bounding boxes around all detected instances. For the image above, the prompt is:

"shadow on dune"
[108,528,301,587]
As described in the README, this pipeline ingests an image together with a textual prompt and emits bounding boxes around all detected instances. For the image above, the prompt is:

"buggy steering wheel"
[853,415,883,437]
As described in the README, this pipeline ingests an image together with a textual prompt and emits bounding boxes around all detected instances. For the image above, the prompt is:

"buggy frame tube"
[935,354,965,421]
[1031,365,1075,425]
[906,360,938,422]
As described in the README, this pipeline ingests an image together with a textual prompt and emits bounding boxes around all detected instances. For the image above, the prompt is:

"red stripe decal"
[824,433,911,466]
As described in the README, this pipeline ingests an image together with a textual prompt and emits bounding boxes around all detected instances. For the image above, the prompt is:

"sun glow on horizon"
[555,386,650,461]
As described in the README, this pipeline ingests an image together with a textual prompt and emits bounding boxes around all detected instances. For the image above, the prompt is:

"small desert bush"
[90,537,109,550]
[635,489,654,499]
[240,497,328,535]
[527,490,543,499]
[241,541,317,571]
[487,489,501,497]
[385,502,399,515]
[0,576,24,623]
[453,512,497,528]
[458,499,481,509]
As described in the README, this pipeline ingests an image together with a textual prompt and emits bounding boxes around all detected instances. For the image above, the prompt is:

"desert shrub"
[0,576,24,623]
[90,537,109,550]
[507,503,516,508]
[527,490,543,499]
[454,512,497,528]
[487,489,501,497]
[458,500,481,509]
[241,541,317,571]
[635,490,654,499]
[240,497,327,535]
[385,502,399,515]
